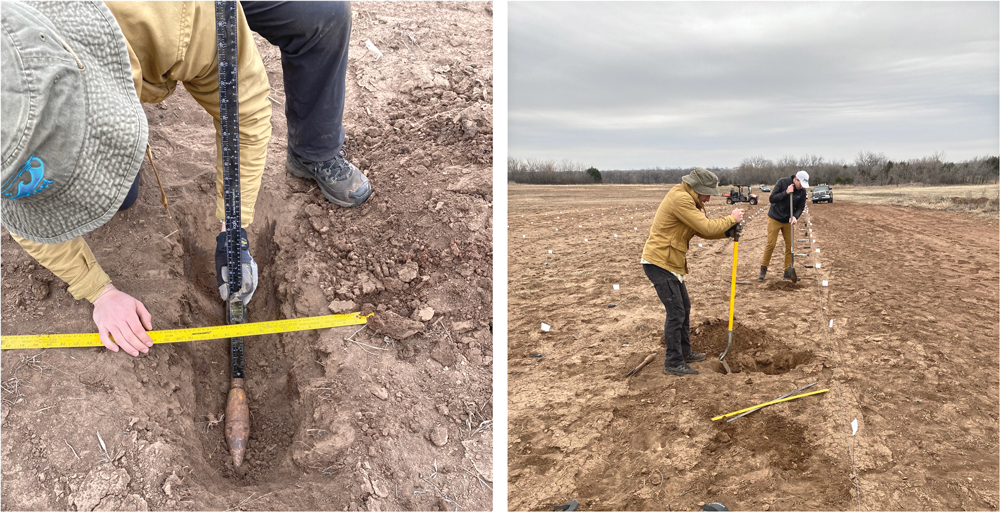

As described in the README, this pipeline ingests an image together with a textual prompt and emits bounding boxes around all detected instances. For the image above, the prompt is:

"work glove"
[725,223,743,239]
[215,228,258,304]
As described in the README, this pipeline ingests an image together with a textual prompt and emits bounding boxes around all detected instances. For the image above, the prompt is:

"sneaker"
[684,352,707,363]
[664,363,699,376]
[287,149,372,207]
[758,265,767,280]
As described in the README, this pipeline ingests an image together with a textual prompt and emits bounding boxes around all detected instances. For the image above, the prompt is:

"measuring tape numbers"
[0,312,371,351]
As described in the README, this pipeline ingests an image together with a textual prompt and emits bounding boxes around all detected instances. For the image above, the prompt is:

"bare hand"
[790,216,798,225]
[786,184,795,194]
[92,284,153,357]
[732,209,745,223]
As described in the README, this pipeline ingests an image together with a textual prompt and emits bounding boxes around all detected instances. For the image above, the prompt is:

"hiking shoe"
[783,266,798,282]
[758,265,767,280]
[664,363,699,376]
[684,352,707,363]
[287,149,372,207]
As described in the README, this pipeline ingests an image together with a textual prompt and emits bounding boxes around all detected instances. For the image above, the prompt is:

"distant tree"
[586,167,602,183]
[834,175,854,185]
[855,150,887,185]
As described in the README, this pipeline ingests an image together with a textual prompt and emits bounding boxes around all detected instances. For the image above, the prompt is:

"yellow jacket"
[11,1,271,303]
[641,182,738,275]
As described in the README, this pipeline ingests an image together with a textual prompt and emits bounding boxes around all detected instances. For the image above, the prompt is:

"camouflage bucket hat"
[681,167,721,196]
[1,0,147,244]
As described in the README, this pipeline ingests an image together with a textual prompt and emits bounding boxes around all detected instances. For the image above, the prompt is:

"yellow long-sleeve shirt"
[10,1,271,303]
[640,182,738,275]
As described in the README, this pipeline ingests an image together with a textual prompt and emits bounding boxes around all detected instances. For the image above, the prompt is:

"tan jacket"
[11,1,271,303]
[641,182,738,275]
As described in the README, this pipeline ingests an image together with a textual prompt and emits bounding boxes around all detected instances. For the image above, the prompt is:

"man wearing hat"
[641,168,744,376]
[758,170,809,281]
[1,1,272,357]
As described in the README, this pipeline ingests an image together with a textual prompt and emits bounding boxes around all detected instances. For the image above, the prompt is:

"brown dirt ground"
[1,3,493,511]
[508,184,999,511]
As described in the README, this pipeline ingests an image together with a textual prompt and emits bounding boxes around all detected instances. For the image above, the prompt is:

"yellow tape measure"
[0,312,371,350]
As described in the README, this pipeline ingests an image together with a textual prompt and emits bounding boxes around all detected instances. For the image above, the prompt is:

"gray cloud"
[509,2,999,169]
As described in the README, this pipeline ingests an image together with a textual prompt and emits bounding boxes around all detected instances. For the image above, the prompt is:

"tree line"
[508,152,999,187]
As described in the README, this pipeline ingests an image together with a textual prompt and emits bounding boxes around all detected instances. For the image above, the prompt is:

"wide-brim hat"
[681,167,721,196]
[1,0,147,244]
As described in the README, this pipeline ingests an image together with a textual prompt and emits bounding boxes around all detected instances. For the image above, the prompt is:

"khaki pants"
[761,217,793,270]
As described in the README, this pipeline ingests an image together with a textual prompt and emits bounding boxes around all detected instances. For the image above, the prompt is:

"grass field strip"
[802,205,863,511]
[508,200,772,377]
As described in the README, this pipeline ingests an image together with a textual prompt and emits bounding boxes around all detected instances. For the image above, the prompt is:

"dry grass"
[821,184,999,217]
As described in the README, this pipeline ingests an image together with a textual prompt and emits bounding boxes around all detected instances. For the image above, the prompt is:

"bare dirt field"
[2,3,493,510]
[508,184,999,511]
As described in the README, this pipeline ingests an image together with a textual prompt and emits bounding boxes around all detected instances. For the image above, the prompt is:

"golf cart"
[724,185,758,205]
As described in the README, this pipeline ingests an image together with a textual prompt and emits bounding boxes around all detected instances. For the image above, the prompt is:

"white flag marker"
[822,280,829,286]
[851,418,858,436]
[613,284,620,290]
[541,323,551,332]
[816,263,821,268]
[548,250,553,254]
[829,319,834,328]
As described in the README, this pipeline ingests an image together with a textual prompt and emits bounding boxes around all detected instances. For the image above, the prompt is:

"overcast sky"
[508,2,999,170]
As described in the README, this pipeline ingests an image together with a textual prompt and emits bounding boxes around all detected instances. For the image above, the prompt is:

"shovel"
[787,193,798,283]
[719,223,743,374]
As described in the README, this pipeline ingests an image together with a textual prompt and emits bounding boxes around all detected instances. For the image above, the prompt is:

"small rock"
[368,311,424,339]
[430,426,448,447]
[451,320,474,333]
[162,471,182,498]
[328,299,357,314]
[371,387,389,401]
[397,261,419,283]
[417,307,435,321]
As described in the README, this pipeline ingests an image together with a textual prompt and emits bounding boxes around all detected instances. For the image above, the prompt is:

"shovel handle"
[728,240,738,332]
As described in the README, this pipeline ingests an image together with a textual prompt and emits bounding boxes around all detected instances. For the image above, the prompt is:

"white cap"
[795,170,810,188]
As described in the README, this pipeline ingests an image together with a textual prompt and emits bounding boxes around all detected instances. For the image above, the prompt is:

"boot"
[664,363,699,376]
[758,265,767,280]
[783,266,798,283]
[684,352,707,363]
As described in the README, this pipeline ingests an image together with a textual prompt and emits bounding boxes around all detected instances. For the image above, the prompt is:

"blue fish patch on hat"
[2,155,53,199]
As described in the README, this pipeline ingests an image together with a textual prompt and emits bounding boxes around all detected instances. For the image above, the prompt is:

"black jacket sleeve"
[770,177,792,203]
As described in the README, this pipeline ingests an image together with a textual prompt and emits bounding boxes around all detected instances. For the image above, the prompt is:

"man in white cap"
[641,168,744,376]
[1,1,272,356]
[758,170,809,281]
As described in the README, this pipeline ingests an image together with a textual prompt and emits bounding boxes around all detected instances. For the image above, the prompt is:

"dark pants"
[119,171,140,211]
[242,1,352,163]
[643,264,692,368]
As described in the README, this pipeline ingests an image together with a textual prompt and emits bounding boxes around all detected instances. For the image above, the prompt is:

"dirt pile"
[2,4,492,510]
